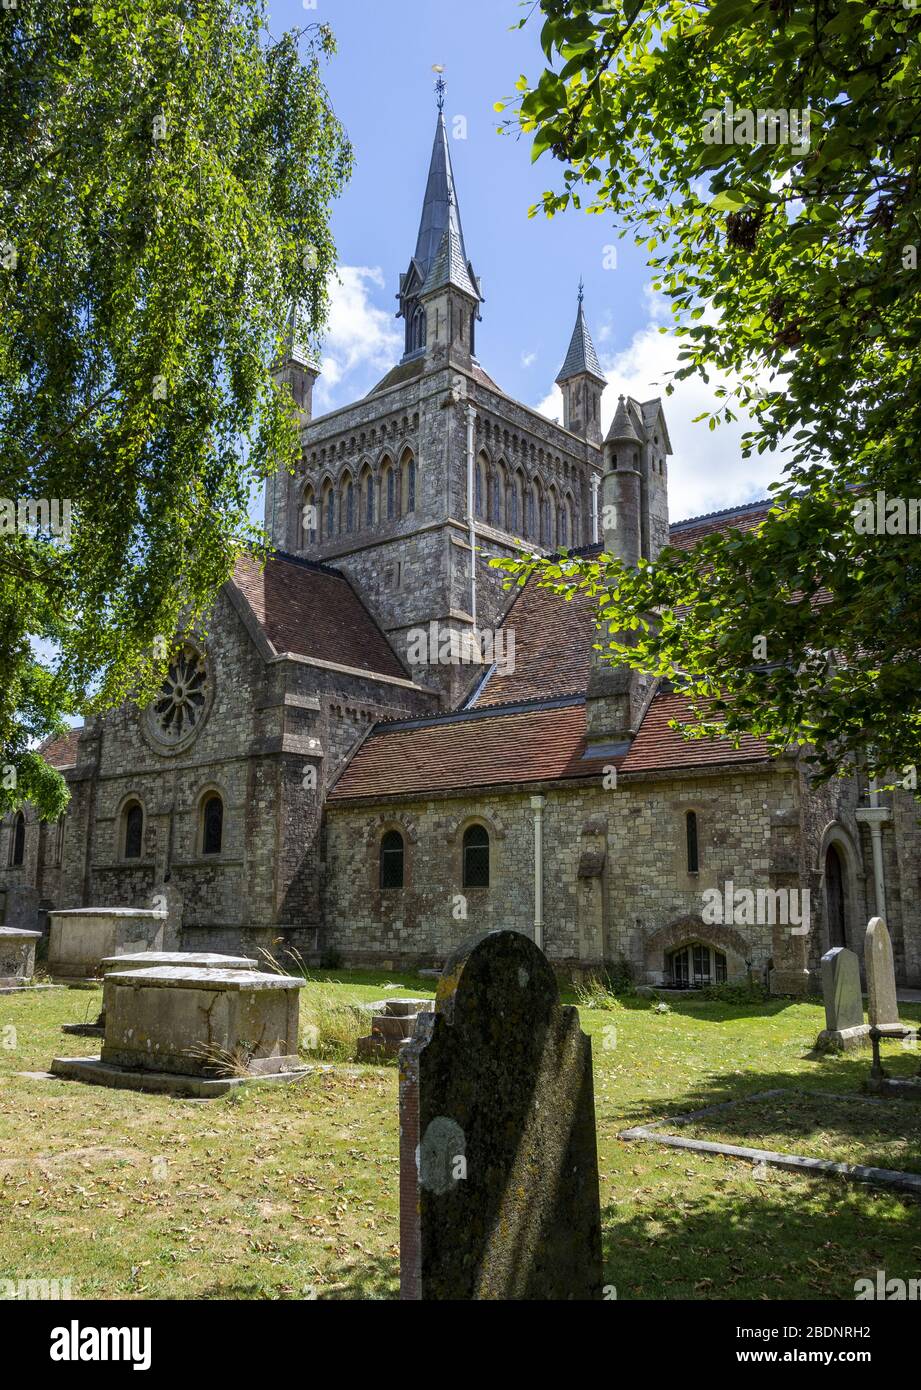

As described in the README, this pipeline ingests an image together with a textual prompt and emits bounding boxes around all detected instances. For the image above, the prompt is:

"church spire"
[398,77,481,361]
[556,282,605,385]
[556,285,606,444]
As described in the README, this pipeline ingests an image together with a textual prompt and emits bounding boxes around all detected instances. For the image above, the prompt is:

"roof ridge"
[371,693,585,735]
[671,497,773,529]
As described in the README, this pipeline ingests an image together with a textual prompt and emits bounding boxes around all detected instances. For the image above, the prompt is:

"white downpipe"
[466,404,477,629]
[868,777,888,920]
[531,795,545,951]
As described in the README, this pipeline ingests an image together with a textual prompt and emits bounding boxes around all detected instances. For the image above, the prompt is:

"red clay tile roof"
[329,701,605,800]
[620,692,768,773]
[232,553,408,681]
[472,580,595,708]
[38,727,82,770]
[470,500,775,710]
[329,692,769,801]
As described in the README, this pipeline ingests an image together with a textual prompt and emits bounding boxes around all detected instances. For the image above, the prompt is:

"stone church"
[3,101,920,990]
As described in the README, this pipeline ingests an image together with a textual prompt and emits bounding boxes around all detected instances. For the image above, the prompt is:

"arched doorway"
[825,844,847,947]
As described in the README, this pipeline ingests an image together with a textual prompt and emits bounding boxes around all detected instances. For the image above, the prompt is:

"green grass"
[1,978,920,1300]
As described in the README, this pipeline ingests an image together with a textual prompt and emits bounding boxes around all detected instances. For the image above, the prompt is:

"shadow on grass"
[600,1178,921,1300]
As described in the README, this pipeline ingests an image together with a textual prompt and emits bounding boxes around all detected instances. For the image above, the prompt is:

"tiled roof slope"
[471,499,774,708]
[328,701,606,801]
[471,579,595,708]
[232,553,408,681]
[38,727,82,770]
[329,692,768,801]
[620,692,768,772]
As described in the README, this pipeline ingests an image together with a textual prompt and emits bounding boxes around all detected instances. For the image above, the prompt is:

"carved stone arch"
[365,812,419,848]
[644,914,752,981]
[817,820,863,953]
[445,811,506,844]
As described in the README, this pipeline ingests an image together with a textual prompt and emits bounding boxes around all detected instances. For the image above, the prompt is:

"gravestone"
[399,929,603,1300]
[865,916,900,1028]
[815,946,869,1051]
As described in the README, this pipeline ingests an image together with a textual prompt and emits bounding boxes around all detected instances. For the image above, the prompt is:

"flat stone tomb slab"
[98,952,259,1022]
[0,926,42,988]
[49,1056,310,1099]
[48,908,166,980]
[98,966,305,1078]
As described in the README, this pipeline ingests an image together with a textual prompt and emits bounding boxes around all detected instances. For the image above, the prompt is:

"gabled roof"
[556,298,605,384]
[37,726,82,771]
[231,552,409,682]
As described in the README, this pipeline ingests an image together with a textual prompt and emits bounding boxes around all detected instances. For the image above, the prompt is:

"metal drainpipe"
[531,795,545,951]
[591,473,599,545]
[466,403,477,629]
[868,777,888,919]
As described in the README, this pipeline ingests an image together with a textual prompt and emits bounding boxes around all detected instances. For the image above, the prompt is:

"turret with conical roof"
[398,88,482,362]
[556,284,606,445]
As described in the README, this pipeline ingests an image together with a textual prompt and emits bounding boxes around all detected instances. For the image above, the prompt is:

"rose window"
[152,647,210,745]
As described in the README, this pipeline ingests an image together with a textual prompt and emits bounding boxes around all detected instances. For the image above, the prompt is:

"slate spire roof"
[412,110,470,282]
[556,289,605,384]
[420,224,481,301]
[606,393,642,444]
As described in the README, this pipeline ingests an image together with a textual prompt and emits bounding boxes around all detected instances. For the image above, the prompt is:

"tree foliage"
[497,0,921,783]
[0,0,350,818]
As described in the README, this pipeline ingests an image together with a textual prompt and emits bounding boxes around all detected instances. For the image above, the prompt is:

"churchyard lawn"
[1,974,920,1301]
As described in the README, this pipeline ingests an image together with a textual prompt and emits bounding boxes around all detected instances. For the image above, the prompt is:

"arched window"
[560,496,573,548]
[668,943,727,988]
[493,464,507,528]
[123,801,143,860]
[475,456,486,519]
[379,829,404,889]
[202,794,223,856]
[686,810,699,873]
[825,844,847,947]
[338,475,352,533]
[360,466,374,528]
[11,812,25,867]
[527,483,538,539]
[383,461,396,520]
[408,303,426,354]
[302,486,317,545]
[542,492,552,547]
[401,451,416,515]
[323,483,334,539]
[462,824,490,888]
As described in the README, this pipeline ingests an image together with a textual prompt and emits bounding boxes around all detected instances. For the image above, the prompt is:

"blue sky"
[264,0,786,523]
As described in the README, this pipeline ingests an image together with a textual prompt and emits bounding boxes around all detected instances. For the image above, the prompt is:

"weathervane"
[432,63,446,112]
[578,276,585,305]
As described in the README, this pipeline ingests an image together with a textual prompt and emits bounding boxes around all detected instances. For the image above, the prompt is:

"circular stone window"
[145,644,213,754]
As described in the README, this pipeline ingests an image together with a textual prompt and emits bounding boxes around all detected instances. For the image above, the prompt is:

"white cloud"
[521,350,537,369]
[534,303,788,524]
[312,266,402,412]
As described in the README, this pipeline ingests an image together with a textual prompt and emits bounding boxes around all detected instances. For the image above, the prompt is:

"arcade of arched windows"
[304,447,419,544]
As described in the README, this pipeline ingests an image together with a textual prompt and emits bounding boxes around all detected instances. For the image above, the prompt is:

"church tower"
[286,81,608,703]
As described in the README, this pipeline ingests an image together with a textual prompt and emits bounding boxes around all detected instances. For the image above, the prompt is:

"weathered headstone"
[399,929,603,1300]
[815,946,869,1051]
[865,916,900,1028]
